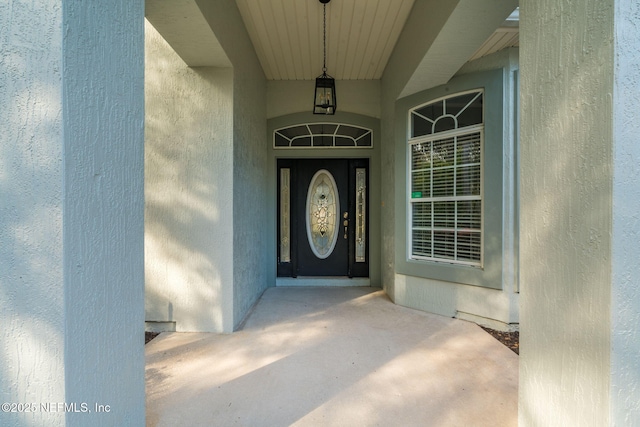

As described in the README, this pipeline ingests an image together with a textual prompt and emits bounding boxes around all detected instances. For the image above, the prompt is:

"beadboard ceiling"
[234,0,519,81]
[234,0,414,80]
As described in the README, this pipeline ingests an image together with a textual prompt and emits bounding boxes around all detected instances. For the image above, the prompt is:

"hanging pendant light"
[313,0,336,115]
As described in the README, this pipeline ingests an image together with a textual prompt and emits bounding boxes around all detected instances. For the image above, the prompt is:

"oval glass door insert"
[306,169,340,259]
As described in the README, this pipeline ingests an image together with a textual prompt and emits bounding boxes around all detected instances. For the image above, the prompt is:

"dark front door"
[277,158,369,278]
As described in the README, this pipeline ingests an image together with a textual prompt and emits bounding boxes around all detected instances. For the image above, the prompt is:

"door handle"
[343,212,348,239]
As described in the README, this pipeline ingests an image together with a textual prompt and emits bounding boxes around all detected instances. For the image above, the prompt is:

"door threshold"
[276,277,370,287]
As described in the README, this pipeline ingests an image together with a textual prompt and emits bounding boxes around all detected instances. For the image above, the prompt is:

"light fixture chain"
[323,2,327,72]
[314,0,335,115]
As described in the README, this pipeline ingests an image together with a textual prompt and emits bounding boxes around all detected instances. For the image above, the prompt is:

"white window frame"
[273,123,373,149]
[407,90,484,267]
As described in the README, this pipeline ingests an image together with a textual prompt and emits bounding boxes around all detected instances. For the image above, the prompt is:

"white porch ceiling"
[234,0,518,82]
[469,8,519,62]
[146,0,518,88]
[235,0,415,80]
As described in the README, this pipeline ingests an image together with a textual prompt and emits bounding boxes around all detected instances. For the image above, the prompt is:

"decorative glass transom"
[306,170,340,259]
[411,91,483,137]
[408,90,483,267]
[274,123,372,148]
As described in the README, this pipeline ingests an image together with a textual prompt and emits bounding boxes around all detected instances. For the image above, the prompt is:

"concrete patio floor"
[146,287,518,426]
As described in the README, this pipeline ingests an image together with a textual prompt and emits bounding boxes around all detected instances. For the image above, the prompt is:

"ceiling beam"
[398,0,518,98]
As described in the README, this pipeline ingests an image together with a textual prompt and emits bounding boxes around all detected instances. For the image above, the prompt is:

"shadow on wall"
[0,7,66,421]
[144,21,234,332]
[519,5,617,425]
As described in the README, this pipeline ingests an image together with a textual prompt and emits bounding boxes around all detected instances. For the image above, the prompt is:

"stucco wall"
[146,0,268,332]
[231,44,268,330]
[611,2,640,424]
[379,0,460,304]
[519,1,615,425]
[145,21,235,332]
[267,80,381,119]
[1,1,145,425]
[380,80,398,303]
[193,0,269,329]
[458,48,520,295]
[0,1,65,425]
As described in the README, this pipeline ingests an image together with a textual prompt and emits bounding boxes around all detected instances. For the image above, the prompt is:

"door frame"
[276,158,369,278]
[267,112,381,287]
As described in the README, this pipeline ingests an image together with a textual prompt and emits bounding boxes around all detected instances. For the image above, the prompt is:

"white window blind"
[408,91,483,267]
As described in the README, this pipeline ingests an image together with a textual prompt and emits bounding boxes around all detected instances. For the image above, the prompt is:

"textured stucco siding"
[62,1,146,425]
[221,4,269,330]
[378,3,462,293]
[611,0,640,424]
[378,0,457,303]
[146,0,268,332]
[519,1,614,426]
[0,1,66,425]
[379,0,445,304]
[1,1,145,426]
[232,78,269,328]
[193,0,269,330]
[145,21,235,333]
[393,274,517,329]
[232,72,268,328]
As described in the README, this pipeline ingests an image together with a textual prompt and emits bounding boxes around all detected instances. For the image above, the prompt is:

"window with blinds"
[408,90,483,267]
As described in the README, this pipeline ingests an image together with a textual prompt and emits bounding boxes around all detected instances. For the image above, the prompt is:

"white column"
[0,1,145,426]
[610,0,640,425]
[520,0,640,425]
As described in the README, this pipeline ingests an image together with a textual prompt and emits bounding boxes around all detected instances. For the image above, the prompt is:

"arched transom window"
[408,90,483,267]
[274,123,372,148]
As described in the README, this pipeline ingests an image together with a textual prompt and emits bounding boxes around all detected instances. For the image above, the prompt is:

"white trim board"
[276,277,371,287]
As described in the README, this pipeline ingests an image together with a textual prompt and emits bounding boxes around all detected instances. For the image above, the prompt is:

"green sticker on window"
[411,191,422,198]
